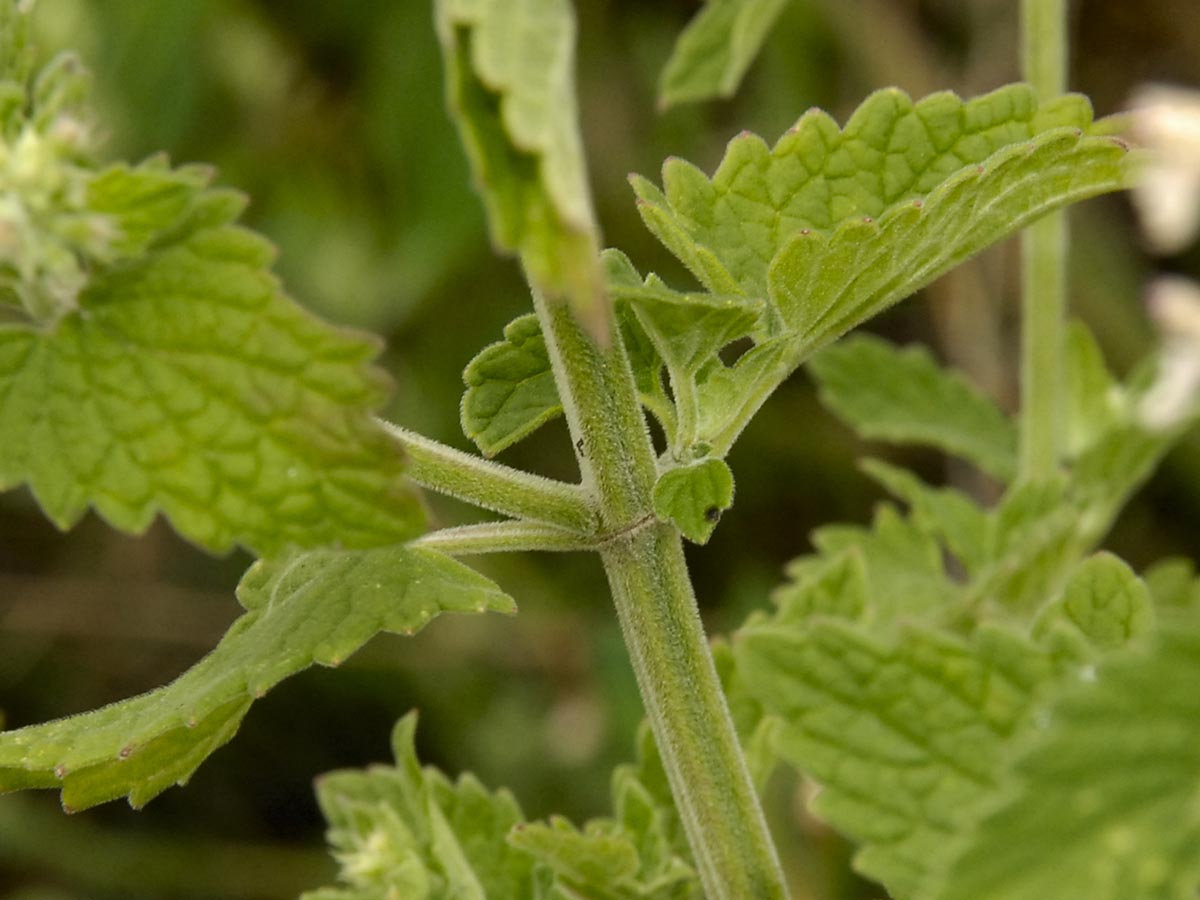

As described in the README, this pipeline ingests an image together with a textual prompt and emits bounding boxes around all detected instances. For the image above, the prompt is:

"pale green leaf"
[436,0,606,335]
[808,334,1018,481]
[934,623,1200,900]
[970,479,1082,611]
[458,302,675,455]
[1033,552,1154,652]
[651,457,734,544]
[783,503,959,623]
[461,314,562,457]
[633,85,1131,345]
[605,249,763,377]
[860,458,990,574]
[658,0,789,109]
[1064,321,1124,459]
[0,164,422,556]
[1144,558,1200,613]
[735,619,1060,898]
[309,714,697,900]
[508,819,642,899]
[0,547,513,812]
[308,713,533,900]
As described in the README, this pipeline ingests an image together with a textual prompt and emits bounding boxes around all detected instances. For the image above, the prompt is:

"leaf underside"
[658,0,789,109]
[435,0,606,332]
[0,161,423,557]
[0,546,513,812]
[809,334,1019,481]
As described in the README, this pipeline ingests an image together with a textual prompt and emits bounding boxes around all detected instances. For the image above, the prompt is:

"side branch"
[413,520,593,555]
[379,421,597,533]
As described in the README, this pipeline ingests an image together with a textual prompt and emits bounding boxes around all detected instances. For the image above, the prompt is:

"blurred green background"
[1,1,1199,898]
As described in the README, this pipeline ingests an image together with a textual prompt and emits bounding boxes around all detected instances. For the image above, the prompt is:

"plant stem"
[533,291,790,900]
[414,520,592,555]
[379,421,596,531]
[1019,0,1070,480]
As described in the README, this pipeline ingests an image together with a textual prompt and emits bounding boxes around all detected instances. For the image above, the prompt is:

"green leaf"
[651,457,734,544]
[633,86,1132,345]
[461,314,562,457]
[0,546,513,812]
[1064,321,1124,459]
[308,713,533,900]
[970,479,1081,611]
[809,334,1018,481]
[933,622,1200,900]
[658,0,789,109]
[1033,552,1154,652]
[435,0,607,336]
[309,714,697,900]
[605,249,763,377]
[735,619,1060,898]
[0,163,423,556]
[860,458,990,574]
[458,302,675,455]
[783,503,959,624]
[1144,558,1200,613]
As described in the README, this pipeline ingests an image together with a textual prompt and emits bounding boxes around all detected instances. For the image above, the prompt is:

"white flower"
[1139,276,1200,430]
[1130,84,1200,255]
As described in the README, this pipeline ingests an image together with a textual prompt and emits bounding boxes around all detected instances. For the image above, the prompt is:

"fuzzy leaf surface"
[0,547,513,812]
[809,334,1018,481]
[633,86,1132,346]
[461,314,561,457]
[0,163,421,556]
[658,0,789,109]
[934,623,1200,900]
[736,619,1060,897]
[1033,552,1154,652]
[436,0,606,332]
[308,714,697,900]
[458,303,674,454]
[651,457,734,544]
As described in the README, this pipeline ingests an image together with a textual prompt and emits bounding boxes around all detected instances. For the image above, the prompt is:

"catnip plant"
[1,0,1198,898]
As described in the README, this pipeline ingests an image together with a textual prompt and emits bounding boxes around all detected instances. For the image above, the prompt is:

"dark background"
[1,1,1198,898]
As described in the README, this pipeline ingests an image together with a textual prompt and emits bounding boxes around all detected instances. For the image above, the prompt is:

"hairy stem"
[1019,0,1069,480]
[379,421,596,532]
[534,291,790,900]
[414,520,592,555]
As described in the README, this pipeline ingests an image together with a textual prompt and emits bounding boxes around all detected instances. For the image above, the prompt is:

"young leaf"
[435,0,607,337]
[0,164,423,557]
[461,313,562,457]
[307,714,534,900]
[933,622,1200,900]
[860,458,990,575]
[658,0,789,109]
[735,619,1060,898]
[1064,321,1124,458]
[808,334,1018,481]
[651,457,735,544]
[0,547,513,812]
[605,250,763,378]
[1032,552,1154,652]
[1144,557,1200,613]
[632,86,1132,355]
[459,302,675,456]
[309,714,698,900]
[787,503,960,623]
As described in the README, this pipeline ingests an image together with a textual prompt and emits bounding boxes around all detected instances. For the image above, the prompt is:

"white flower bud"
[1130,84,1200,255]
[1139,276,1200,430]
